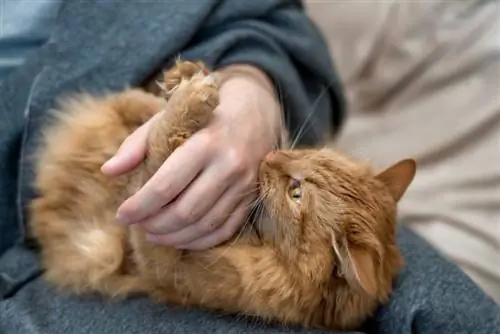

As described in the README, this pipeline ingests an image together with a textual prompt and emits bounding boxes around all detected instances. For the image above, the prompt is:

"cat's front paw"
[161,60,208,98]
[145,69,219,154]
[172,72,219,129]
[189,74,219,109]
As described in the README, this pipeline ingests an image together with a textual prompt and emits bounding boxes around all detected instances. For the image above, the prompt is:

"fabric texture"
[306,0,500,304]
[1,227,499,334]
[0,0,63,80]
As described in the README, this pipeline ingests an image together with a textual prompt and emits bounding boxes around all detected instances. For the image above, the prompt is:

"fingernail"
[116,212,131,225]
[146,233,163,244]
[102,156,118,170]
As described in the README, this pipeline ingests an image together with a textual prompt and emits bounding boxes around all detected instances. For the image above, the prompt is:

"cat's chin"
[251,202,277,244]
[256,160,284,244]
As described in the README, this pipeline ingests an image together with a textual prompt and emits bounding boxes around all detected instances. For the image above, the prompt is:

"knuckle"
[152,183,171,201]
[173,205,197,225]
[221,225,237,241]
[142,214,172,235]
[221,219,240,241]
[197,130,211,144]
[142,220,162,234]
[242,172,257,189]
[202,218,220,234]
[226,149,247,176]
[151,234,174,246]
[197,130,216,152]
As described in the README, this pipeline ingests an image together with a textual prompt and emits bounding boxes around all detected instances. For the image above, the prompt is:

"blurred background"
[305,0,500,304]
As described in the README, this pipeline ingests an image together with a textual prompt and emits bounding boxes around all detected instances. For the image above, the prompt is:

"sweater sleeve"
[180,0,345,147]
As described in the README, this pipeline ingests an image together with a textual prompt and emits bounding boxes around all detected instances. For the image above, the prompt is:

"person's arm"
[103,0,346,250]
[180,0,346,147]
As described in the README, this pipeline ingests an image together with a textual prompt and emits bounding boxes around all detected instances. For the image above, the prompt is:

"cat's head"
[257,148,416,298]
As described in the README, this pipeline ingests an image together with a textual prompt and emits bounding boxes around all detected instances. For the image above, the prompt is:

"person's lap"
[1,227,499,334]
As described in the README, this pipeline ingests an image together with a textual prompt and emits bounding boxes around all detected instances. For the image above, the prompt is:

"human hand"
[101,65,283,250]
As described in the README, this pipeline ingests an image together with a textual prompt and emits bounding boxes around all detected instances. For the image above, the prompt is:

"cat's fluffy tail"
[36,215,146,298]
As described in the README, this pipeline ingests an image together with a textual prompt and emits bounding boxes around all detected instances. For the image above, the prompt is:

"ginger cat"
[29,60,416,330]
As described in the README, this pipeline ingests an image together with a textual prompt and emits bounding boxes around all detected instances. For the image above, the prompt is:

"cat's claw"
[201,92,217,109]
[202,75,217,88]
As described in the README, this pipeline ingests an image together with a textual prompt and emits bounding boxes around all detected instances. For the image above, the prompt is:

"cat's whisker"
[165,83,181,97]
[248,191,269,238]
[249,193,267,219]
[187,190,262,227]
[269,89,287,151]
[155,80,165,91]
[276,84,288,150]
[274,113,287,150]
[234,186,260,200]
[290,86,329,149]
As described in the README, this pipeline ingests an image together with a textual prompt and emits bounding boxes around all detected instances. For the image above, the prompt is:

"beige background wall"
[305,0,500,304]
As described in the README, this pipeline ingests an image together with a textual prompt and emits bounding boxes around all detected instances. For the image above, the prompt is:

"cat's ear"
[375,159,416,202]
[332,236,377,296]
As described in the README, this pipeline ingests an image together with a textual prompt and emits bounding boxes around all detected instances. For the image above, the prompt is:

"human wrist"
[215,64,288,147]
[216,64,276,97]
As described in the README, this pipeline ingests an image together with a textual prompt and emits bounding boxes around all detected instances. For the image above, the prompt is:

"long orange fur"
[29,60,416,330]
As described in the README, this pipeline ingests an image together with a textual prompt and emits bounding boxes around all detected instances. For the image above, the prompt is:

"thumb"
[101,112,161,176]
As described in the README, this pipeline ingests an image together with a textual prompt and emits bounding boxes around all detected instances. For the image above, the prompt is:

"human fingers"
[174,199,251,250]
[115,131,211,225]
[101,112,162,176]
[144,180,255,245]
[139,162,233,235]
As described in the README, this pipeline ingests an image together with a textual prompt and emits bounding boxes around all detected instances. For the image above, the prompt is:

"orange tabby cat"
[29,60,416,330]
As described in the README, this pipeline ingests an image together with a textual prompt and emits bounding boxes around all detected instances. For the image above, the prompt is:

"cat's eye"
[288,179,302,203]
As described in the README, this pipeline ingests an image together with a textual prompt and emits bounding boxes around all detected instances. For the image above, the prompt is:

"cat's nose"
[265,150,278,162]
[264,150,288,165]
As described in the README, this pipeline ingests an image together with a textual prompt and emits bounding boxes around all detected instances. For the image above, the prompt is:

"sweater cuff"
[180,11,345,147]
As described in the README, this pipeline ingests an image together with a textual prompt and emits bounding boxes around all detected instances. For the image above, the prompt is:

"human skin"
[101,65,283,250]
